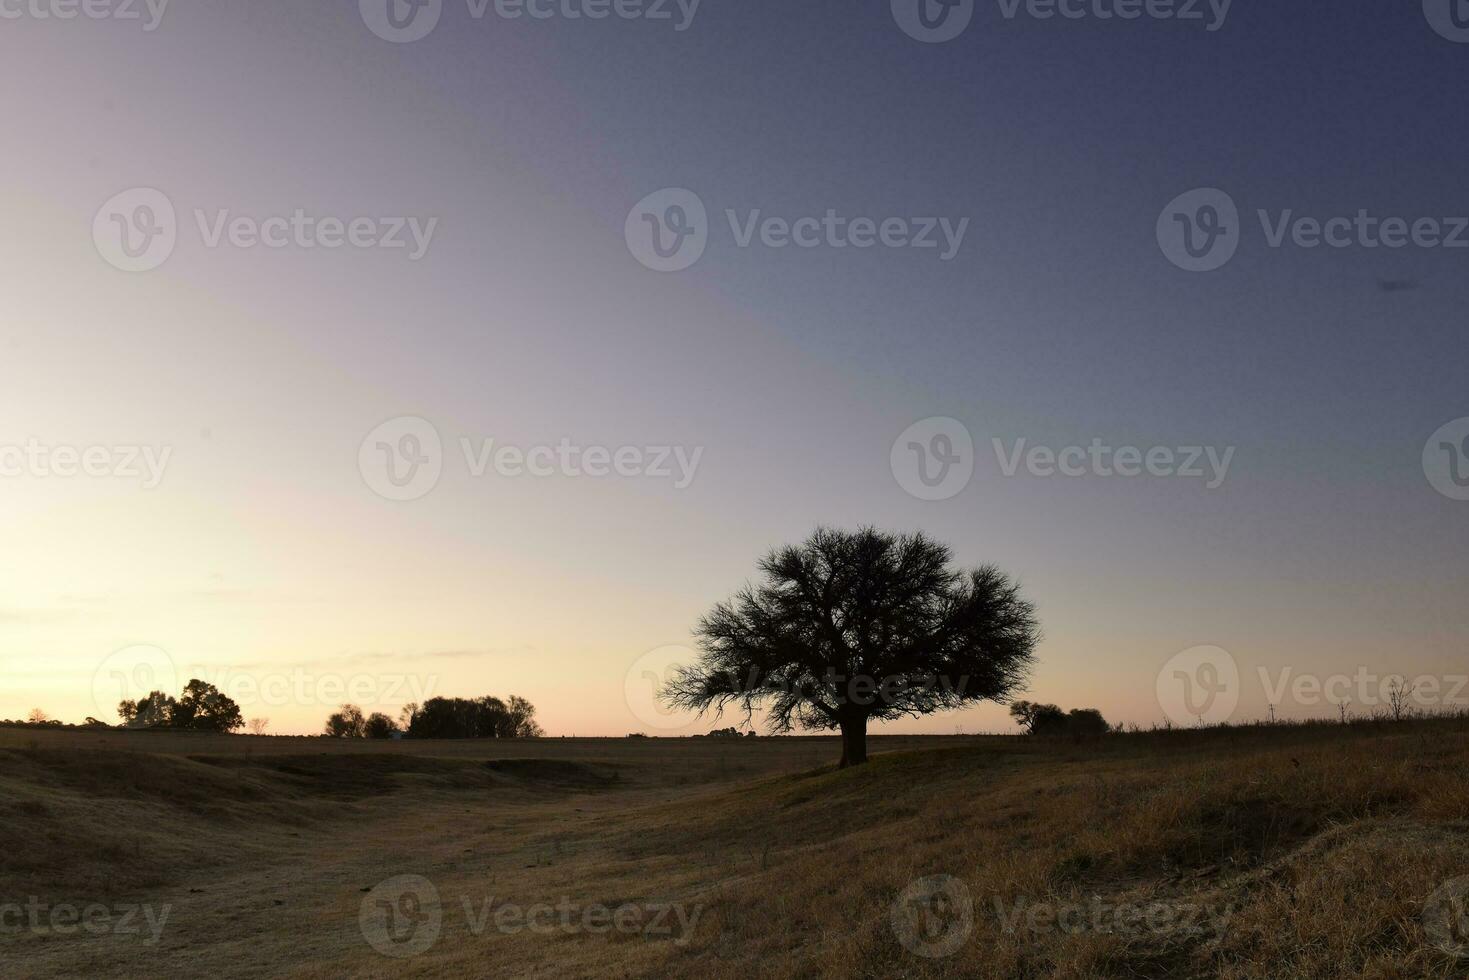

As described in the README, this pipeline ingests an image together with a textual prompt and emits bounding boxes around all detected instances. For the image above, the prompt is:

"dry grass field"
[4,721,1469,979]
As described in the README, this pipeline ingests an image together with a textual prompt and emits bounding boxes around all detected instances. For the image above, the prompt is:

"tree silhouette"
[1065,708,1109,736]
[1009,700,1064,734]
[662,528,1040,767]
[177,679,245,733]
[364,712,398,739]
[117,681,243,732]
[324,704,367,738]
[121,691,176,728]
[504,695,544,738]
[1010,701,1109,737]
[404,695,543,739]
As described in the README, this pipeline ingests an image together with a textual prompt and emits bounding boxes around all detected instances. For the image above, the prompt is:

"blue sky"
[1,1,1466,734]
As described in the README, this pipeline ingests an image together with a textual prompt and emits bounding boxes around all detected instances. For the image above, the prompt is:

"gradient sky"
[2,1,1467,736]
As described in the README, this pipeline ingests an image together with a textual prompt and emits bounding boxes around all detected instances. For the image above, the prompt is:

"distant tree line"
[323,695,543,739]
[322,703,401,739]
[704,727,757,738]
[117,680,244,733]
[1009,700,1110,737]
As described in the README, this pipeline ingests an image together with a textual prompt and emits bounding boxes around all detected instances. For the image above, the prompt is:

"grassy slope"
[3,723,1469,979]
[649,723,1469,979]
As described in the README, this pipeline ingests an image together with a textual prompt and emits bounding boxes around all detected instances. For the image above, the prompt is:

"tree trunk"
[838,715,869,768]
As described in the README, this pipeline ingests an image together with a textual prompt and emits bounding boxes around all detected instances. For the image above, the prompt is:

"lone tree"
[661,528,1040,767]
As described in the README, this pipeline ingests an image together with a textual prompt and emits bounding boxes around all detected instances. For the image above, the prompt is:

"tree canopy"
[117,679,244,733]
[662,527,1041,766]
[1010,701,1109,737]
